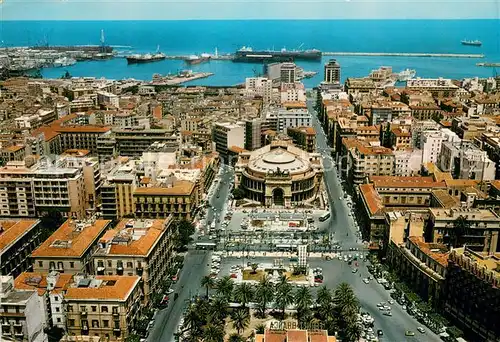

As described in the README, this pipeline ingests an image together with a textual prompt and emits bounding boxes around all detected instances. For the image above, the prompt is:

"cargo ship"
[126,52,166,64]
[233,46,322,63]
[185,53,211,65]
[461,39,482,47]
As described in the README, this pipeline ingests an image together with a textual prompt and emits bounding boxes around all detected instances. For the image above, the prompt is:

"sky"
[0,0,499,20]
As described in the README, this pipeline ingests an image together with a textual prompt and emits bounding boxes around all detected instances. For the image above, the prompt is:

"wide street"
[150,98,441,342]
[148,167,233,342]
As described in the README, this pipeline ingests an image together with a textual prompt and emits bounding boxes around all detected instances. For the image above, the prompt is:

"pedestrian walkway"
[221,251,339,259]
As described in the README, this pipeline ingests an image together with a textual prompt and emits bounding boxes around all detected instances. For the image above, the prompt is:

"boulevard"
[149,96,443,342]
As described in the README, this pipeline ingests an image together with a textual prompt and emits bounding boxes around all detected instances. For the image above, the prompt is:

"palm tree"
[275,281,294,320]
[316,286,333,322]
[203,323,225,342]
[216,275,234,301]
[228,333,245,342]
[201,275,215,298]
[255,276,275,318]
[232,308,250,335]
[294,286,313,328]
[255,323,265,334]
[181,305,204,337]
[333,283,361,342]
[208,297,229,325]
[234,283,254,309]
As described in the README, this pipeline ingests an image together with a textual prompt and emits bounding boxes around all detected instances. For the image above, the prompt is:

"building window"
[91,306,97,312]
[92,320,99,328]
[107,260,112,267]
[70,262,75,268]
[101,306,108,313]
[68,319,75,327]
[103,320,109,328]
[68,305,73,312]
[38,261,43,268]
[57,318,61,323]
[55,307,60,313]
[126,262,133,268]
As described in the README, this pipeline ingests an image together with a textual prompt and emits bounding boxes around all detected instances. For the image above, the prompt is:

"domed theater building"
[234,140,323,207]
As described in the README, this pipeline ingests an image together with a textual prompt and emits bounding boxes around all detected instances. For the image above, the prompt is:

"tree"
[201,275,215,298]
[229,333,245,342]
[250,263,259,274]
[135,318,150,336]
[450,215,470,247]
[255,276,275,318]
[182,304,204,337]
[275,280,294,319]
[255,323,265,334]
[216,275,234,301]
[45,326,65,342]
[294,286,313,329]
[125,335,141,342]
[234,283,254,309]
[333,283,361,342]
[174,219,196,251]
[231,308,250,335]
[208,297,229,325]
[203,323,225,342]
[232,186,246,200]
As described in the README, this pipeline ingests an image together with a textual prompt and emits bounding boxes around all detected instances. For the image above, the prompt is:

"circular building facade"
[235,142,323,207]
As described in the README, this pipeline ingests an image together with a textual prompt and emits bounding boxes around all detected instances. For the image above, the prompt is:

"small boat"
[461,39,482,47]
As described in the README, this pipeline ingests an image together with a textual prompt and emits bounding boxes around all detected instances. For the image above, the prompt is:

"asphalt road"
[149,167,232,342]
[307,96,442,342]
[150,98,441,342]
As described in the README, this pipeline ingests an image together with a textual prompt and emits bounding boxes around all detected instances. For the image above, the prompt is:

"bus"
[195,242,217,250]
[319,212,331,222]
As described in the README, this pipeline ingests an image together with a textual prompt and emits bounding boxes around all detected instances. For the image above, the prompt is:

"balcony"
[80,311,87,316]
[112,312,119,317]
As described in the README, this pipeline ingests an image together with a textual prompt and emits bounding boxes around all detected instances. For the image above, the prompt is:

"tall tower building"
[280,63,297,84]
[324,59,341,84]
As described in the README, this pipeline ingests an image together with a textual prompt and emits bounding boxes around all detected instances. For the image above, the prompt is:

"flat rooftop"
[0,219,40,254]
[65,276,140,301]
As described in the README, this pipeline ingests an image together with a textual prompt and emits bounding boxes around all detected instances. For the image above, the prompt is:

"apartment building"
[0,276,46,342]
[59,149,102,209]
[32,218,112,275]
[212,122,245,163]
[58,125,111,154]
[287,126,316,153]
[369,101,393,125]
[64,275,142,341]
[421,130,446,165]
[112,127,179,157]
[394,149,423,176]
[444,248,500,341]
[97,91,119,108]
[389,127,411,150]
[134,180,198,220]
[406,78,459,98]
[427,208,500,253]
[93,218,176,302]
[452,115,493,140]
[0,219,42,278]
[280,83,306,103]
[14,271,74,329]
[344,77,377,95]
[245,77,273,103]
[324,59,341,84]
[369,175,445,208]
[343,139,394,184]
[266,107,312,134]
[280,63,297,84]
[244,118,264,151]
[439,141,495,181]
[100,159,138,221]
[0,159,87,219]
[388,236,449,306]
[0,145,26,165]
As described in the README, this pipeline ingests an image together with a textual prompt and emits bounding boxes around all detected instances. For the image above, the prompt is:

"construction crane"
[297,43,304,51]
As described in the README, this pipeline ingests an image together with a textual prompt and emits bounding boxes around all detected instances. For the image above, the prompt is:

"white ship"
[53,57,77,67]
[397,68,416,82]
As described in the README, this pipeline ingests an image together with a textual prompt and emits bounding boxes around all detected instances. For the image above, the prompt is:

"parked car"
[405,330,415,336]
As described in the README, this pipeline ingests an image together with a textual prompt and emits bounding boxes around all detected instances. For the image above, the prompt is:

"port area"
[322,52,484,58]
[151,71,214,85]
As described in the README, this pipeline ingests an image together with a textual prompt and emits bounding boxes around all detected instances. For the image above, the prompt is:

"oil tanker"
[233,46,322,63]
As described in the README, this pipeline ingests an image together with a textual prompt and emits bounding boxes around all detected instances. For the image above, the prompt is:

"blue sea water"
[1,20,499,87]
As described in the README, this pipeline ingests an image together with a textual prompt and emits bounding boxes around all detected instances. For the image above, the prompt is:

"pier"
[151,72,214,85]
[322,52,484,58]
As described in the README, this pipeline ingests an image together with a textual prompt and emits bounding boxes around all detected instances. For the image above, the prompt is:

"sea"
[1,20,500,88]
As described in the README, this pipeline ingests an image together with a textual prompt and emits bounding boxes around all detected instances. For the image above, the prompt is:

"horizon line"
[1,18,499,22]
